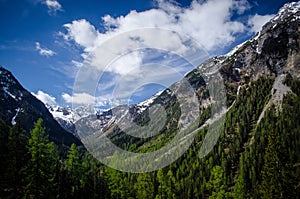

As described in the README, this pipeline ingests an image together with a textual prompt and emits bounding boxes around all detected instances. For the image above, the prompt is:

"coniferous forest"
[1,75,300,198]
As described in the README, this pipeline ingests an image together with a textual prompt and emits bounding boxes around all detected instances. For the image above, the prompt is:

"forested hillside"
[1,1,300,199]
[1,76,299,198]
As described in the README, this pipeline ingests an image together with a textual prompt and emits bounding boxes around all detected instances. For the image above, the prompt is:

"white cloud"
[43,0,62,15]
[61,92,130,106]
[62,92,95,104]
[248,14,274,33]
[63,19,98,50]
[35,42,55,57]
[61,0,251,75]
[107,51,143,75]
[232,0,250,15]
[71,60,84,68]
[62,0,250,60]
[60,0,274,106]
[32,90,56,105]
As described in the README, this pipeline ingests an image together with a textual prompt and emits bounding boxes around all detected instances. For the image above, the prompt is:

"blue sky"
[0,0,297,109]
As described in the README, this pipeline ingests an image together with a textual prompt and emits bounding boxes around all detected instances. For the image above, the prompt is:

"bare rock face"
[215,3,300,106]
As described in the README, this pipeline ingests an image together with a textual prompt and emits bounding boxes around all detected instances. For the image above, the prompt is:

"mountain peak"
[0,66,82,146]
[271,1,300,23]
[279,1,300,14]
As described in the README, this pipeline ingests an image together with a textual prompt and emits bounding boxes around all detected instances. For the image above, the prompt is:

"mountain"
[0,66,82,146]
[83,0,300,139]
[69,1,300,197]
[51,1,300,150]
[48,91,163,137]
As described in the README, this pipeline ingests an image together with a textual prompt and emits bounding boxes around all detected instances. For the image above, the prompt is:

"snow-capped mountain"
[48,91,163,136]
[46,104,94,135]
[136,91,163,113]
[272,1,300,22]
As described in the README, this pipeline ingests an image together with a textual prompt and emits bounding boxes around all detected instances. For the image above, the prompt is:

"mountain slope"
[0,66,82,146]
[96,1,299,145]
[57,1,300,152]
[87,2,300,197]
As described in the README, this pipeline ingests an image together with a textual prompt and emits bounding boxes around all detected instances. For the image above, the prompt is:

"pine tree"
[65,143,82,197]
[106,151,130,199]
[0,119,10,197]
[260,127,283,198]
[23,118,59,198]
[6,122,26,197]
[207,165,226,199]
[135,173,155,199]
[233,174,245,199]
[232,155,246,199]
[106,167,130,199]
[166,169,177,199]
[156,169,167,199]
[80,153,107,198]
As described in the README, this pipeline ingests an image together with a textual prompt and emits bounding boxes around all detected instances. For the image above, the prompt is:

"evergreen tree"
[207,165,226,199]
[23,118,59,198]
[156,169,167,199]
[6,122,26,197]
[232,174,245,199]
[0,119,10,197]
[65,143,82,197]
[260,127,283,198]
[135,173,155,199]
[80,153,107,199]
[106,167,130,199]
[165,169,177,199]
[106,151,130,199]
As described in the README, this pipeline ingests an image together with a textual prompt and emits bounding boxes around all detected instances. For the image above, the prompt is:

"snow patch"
[137,90,163,112]
[234,68,241,73]
[272,1,300,22]
[11,108,21,125]
[253,31,261,41]
[224,41,248,57]
[236,85,241,96]
[48,105,80,123]
[3,86,17,100]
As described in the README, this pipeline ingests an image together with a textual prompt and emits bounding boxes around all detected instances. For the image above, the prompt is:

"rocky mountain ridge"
[95,0,300,147]
[47,91,163,136]
[47,1,300,143]
[0,66,81,146]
